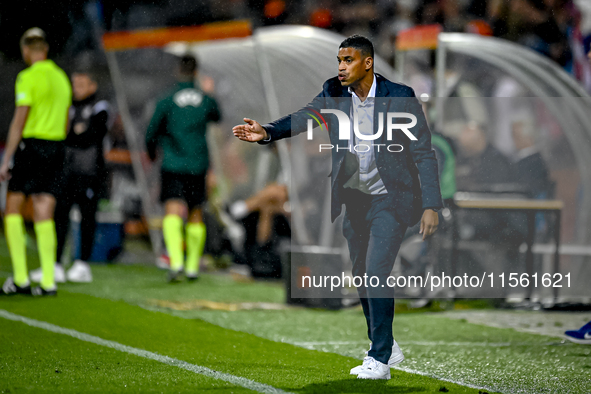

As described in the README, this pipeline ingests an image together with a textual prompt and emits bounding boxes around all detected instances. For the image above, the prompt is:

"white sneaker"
[29,264,66,283]
[350,357,372,375]
[66,260,93,283]
[350,340,405,374]
[389,340,405,366]
[356,357,391,380]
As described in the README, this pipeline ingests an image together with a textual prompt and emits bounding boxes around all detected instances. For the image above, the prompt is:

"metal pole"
[435,38,446,132]
[252,31,310,245]
[450,206,459,299]
[206,124,230,200]
[105,51,162,260]
[395,51,405,83]
[525,210,536,300]
[553,209,561,300]
[319,181,333,247]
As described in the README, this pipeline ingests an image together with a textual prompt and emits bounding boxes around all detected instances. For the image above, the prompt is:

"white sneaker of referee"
[67,260,93,282]
[350,339,404,376]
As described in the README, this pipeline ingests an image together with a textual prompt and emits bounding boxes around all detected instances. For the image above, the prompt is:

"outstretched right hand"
[232,118,268,143]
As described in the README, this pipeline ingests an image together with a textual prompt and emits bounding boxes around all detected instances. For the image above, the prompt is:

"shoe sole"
[357,373,391,380]
[33,291,57,297]
[564,335,591,345]
[352,358,401,375]
[1,290,32,296]
[168,273,183,283]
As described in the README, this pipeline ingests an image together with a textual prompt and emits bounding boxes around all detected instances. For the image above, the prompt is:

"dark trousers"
[342,189,407,364]
[55,175,99,262]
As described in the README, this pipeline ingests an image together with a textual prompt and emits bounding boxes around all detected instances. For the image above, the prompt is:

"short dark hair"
[339,35,374,59]
[72,70,98,83]
[179,55,198,75]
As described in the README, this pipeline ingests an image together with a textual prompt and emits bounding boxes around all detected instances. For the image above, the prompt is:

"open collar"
[348,74,377,101]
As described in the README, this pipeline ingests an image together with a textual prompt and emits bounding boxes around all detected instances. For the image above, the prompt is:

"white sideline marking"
[0,309,292,394]
[392,365,493,392]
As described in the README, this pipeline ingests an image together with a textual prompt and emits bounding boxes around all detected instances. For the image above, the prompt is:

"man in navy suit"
[233,35,443,379]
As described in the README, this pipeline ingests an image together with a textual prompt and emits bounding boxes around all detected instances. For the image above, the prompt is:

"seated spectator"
[509,115,552,244]
[455,121,514,192]
[511,116,551,198]
[229,183,291,278]
[455,121,522,248]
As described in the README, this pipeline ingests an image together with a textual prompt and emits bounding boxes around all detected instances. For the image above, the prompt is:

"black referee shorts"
[160,170,207,211]
[8,138,65,198]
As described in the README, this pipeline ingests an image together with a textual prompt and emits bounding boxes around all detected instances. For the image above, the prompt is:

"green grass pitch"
[0,244,590,393]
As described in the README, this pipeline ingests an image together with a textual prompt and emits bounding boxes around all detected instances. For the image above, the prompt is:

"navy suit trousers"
[342,189,407,364]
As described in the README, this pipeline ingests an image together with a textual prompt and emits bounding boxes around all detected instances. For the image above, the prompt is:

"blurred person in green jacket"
[146,55,221,282]
[431,132,457,203]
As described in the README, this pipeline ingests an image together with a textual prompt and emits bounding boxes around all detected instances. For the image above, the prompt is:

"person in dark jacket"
[511,117,550,198]
[233,35,442,379]
[456,121,513,191]
[31,70,111,284]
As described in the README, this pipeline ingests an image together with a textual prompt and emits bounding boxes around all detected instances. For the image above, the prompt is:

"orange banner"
[102,20,252,51]
[395,24,442,51]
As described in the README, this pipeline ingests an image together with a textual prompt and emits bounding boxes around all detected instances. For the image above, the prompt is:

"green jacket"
[431,133,456,200]
[146,82,220,175]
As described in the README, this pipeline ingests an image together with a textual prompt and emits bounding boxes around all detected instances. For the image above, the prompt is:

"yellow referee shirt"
[15,59,71,141]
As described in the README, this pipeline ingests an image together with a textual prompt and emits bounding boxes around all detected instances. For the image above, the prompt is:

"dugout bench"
[451,196,563,300]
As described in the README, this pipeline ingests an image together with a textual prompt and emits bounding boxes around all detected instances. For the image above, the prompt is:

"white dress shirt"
[343,75,387,195]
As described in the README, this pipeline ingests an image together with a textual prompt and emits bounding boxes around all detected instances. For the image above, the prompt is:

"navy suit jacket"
[261,73,443,226]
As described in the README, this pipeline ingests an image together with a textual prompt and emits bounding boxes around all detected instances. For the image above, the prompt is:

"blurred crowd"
[2,1,591,74]
[0,1,588,276]
[2,0,591,141]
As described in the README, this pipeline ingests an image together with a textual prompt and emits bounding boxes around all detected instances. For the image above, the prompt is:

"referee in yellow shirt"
[0,28,72,296]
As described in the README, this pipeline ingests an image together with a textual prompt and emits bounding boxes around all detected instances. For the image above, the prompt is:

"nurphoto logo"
[305,109,418,152]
